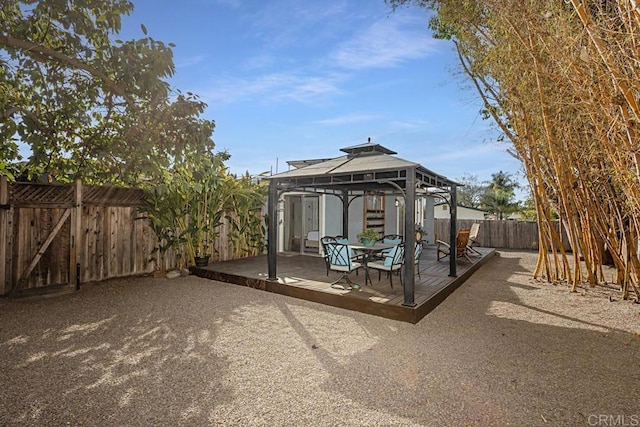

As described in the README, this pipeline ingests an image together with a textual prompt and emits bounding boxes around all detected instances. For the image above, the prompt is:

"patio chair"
[467,223,481,256]
[320,236,337,276]
[368,242,405,288]
[380,234,403,244]
[335,236,365,262]
[325,241,363,290]
[373,234,403,259]
[436,229,473,263]
[414,241,423,278]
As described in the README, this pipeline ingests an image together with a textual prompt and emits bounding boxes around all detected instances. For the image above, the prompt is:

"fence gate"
[1,179,81,296]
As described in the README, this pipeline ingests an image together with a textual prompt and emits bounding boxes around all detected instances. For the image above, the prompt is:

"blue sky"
[121,0,526,193]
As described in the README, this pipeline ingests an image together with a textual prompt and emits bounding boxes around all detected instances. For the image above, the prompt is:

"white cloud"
[202,72,346,106]
[245,1,350,48]
[175,55,207,68]
[192,5,442,107]
[425,143,506,163]
[330,14,440,70]
[388,119,432,130]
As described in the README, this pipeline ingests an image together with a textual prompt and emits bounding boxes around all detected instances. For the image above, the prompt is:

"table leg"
[364,253,371,286]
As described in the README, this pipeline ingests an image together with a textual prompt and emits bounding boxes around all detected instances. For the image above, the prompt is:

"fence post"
[69,179,82,288]
[0,176,8,294]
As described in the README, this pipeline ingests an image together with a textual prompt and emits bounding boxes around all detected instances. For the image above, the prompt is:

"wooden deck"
[190,245,497,323]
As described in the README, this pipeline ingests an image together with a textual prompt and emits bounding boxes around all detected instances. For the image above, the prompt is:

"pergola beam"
[402,167,416,307]
[268,179,278,280]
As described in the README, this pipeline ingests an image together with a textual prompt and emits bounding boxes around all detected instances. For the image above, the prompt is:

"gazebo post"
[267,179,278,280]
[449,185,457,277]
[341,189,349,238]
[402,168,416,307]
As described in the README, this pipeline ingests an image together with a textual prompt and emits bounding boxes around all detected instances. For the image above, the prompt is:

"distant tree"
[518,197,537,221]
[456,173,485,208]
[480,171,519,220]
[0,0,218,185]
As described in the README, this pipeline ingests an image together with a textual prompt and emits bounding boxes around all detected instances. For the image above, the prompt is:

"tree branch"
[0,33,134,107]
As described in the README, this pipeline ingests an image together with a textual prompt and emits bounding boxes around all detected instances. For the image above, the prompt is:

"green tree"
[480,171,519,220]
[456,173,485,208]
[0,0,216,184]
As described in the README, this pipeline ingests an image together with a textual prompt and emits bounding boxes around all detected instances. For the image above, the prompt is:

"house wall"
[347,196,365,241]
[422,196,435,244]
[323,194,343,237]
[434,204,487,220]
[385,195,399,235]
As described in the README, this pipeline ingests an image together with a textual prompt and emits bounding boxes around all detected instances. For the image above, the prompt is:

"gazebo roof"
[267,140,459,194]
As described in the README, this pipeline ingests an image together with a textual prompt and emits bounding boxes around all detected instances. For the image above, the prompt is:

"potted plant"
[357,229,380,247]
[190,183,213,267]
[188,160,232,267]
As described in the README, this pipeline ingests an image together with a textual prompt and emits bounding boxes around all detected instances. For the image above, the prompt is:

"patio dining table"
[350,242,395,286]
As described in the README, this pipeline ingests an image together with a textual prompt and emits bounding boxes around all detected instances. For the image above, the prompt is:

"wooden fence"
[434,219,571,250]
[0,177,259,296]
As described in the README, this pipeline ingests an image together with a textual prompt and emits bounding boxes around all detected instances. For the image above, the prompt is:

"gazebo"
[265,140,461,307]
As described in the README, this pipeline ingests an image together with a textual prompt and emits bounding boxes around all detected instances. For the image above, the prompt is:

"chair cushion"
[380,238,402,256]
[332,261,361,272]
[369,261,402,272]
[336,238,357,259]
[333,244,351,267]
[414,243,423,259]
[384,245,399,267]
[368,260,390,271]
[383,238,402,245]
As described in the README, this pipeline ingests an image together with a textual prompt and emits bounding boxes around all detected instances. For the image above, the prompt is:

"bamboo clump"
[423,0,640,299]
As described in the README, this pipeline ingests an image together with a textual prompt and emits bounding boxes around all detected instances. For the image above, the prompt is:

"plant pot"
[194,255,210,267]
[360,238,377,247]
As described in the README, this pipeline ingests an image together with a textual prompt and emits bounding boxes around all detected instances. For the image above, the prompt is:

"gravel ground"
[1,250,639,427]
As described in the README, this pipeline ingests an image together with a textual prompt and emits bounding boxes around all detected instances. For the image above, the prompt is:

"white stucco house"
[434,203,489,220]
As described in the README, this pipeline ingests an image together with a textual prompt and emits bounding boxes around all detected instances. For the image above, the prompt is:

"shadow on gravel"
[0,278,236,426]
[278,251,640,426]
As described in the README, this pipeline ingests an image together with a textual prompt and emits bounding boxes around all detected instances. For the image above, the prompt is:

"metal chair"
[320,236,337,276]
[367,243,405,288]
[414,241,423,278]
[335,236,365,262]
[373,234,403,259]
[325,241,363,289]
